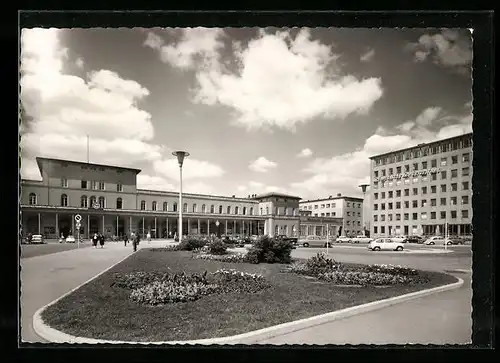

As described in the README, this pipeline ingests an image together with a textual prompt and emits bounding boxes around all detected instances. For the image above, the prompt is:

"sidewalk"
[243,273,472,345]
[21,242,137,343]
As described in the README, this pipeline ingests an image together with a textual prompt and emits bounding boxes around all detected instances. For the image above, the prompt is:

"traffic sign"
[75,214,82,223]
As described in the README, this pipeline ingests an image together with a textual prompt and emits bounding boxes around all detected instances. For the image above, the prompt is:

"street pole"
[326,223,329,255]
[445,221,448,251]
[359,184,369,237]
[173,151,189,244]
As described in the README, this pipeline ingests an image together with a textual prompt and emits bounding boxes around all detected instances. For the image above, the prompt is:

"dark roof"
[300,195,364,203]
[369,132,472,160]
[35,157,142,174]
[252,192,302,201]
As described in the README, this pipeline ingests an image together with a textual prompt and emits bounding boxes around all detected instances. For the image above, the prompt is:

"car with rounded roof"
[368,237,405,251]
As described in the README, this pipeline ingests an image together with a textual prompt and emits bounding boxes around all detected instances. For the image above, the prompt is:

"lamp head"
[172,151,190,167]
[359,183,369,194]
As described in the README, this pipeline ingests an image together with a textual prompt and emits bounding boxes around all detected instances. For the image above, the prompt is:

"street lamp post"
[359,184,370,237]
[172,151,189,243]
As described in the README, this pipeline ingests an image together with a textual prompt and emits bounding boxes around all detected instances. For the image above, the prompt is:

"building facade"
[21,157,342,240]
[369,133,473,238]
[299,193,363,237]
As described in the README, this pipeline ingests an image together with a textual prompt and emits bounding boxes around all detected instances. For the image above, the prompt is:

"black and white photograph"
[19,24,477,346]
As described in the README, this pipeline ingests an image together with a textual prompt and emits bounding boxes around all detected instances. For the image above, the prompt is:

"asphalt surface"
[243,244,472,345]
[21,242,92,259]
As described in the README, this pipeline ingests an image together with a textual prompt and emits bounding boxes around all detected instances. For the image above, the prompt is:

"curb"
[32,248,136,342]
[33,269,464,344]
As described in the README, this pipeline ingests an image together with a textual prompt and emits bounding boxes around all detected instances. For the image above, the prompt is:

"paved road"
[21,242,92,259]
[240,245,472,345]
[20,242,144,343]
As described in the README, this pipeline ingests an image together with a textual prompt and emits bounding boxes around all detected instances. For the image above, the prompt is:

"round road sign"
[75,214,82,223]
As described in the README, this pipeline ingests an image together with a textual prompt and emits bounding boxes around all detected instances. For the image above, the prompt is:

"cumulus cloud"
[147,28,384,132]
[249,156,278,173]
[20,28,162,179]
[144,28,225,71]
[153,158,224,181]
[360,48,375,62]
[297,148,313,158]
[406,29,472,74]
[183,181,215,195]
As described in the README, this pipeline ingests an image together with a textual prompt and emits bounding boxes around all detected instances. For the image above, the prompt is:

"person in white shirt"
[147,232,151,243]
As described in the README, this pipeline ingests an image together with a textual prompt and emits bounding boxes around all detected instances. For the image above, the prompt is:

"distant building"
[299,193,364,237]
[369,132,473,238]
[21,157,342,240]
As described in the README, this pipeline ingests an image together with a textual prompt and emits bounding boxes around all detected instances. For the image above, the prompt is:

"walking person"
[133,233,140,252]
[99,233,105,248]
[92,233,98,248]
[147,231,151,244]
[124,233,128,247]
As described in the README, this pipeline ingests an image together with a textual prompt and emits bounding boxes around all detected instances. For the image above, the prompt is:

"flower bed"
[194,252,248,263]
[111,269,269,306]
[285,254,429,286]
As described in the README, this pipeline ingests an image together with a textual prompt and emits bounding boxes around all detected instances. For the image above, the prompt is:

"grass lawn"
[41,249,457,342]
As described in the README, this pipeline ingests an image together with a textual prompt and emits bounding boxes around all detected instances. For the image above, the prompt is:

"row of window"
[374,154,470,177]
[373,210,470,222]
[59,179,124,192]
[302,201,362,210]
[374,169,471,189]
[373,137,471,166]
[374,182,470,200]
[373,224,472,235]
[374,196,469,211]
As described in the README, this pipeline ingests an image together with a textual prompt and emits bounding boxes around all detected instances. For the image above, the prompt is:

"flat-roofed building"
[369,132,472,238]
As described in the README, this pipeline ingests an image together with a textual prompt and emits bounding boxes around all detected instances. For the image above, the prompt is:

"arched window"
[235,206,239,215]
[210,205,215,213]
[192,204,197,212]
[202,204,206,213]
[183,203,187,212]
[227,206,231,214]
[61,194,68,207]
[292,225,297,237]
[260,208,263,215]
[243,207,247,215]
[29,193,37,205]
[266,207,269,215]
[173,202,177,212]
[80,195,88,208]
[250,207,254,215]
[275,225,279,236]
[116,198,123,209]
[140,200,146,210]
[152,201,157,211]
[90,196,97,208]
[219,205,223,214]
[163,202,168,211]
[98,196,105,208]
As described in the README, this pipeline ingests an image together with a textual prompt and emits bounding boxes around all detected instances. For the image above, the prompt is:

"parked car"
[65,235,76,243]
[336,236,351,243]
[299,236,332,248]
[389,236,406,243]
[30,234,45,244]
[423,236,453,245]
[276,235,298,249]
[350,235,373,244]
[368,237,404,251]
[403,235,424,244]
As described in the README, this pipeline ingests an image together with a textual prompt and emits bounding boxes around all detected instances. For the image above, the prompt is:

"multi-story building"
[369,132,472,238]
[20,157,343,240]
[299,193,364,236]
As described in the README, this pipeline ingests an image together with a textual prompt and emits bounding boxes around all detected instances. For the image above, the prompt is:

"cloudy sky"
[20,27,473,207]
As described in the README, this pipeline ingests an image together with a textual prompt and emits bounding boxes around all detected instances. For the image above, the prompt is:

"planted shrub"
[208,239,228,255]
[175,237,208,251]
[245,235,293,264]
[285,253,341,276]
[131,280,219,305]
[211,268,269,294]
[363,264,418,277]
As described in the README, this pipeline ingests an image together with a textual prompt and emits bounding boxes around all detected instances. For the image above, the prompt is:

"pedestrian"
[92,233,98,248]
[133,234,140,252]
[147,231,151,244]
[124,234,128,247]
[99,233,105,248]
[27,232,33,244]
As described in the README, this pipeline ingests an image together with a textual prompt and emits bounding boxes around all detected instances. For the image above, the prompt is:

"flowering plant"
[194,252,247,263]
[318,270,410,286]
[363,264,418,276]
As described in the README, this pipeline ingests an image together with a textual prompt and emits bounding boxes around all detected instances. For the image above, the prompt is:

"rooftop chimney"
[337,193,341,197]
[232,195,235,198]
[329,195,332,199]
